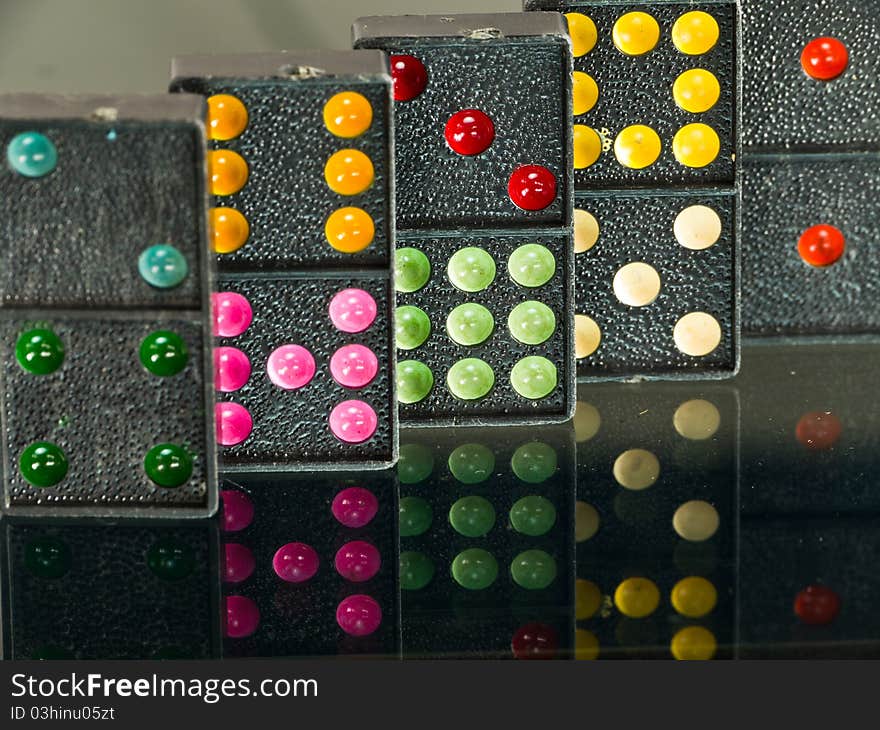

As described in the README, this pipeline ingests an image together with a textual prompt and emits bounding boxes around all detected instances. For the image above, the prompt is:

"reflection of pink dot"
[273,542,320,583]
[214,346,251,392]
[336,594,382,636]
[332,487,379,528]
[329,288,377,333]
[226,595,260,638]
[329,400,378,444]
[216,402,253,446]
[335,541,381,583]
[266,345,316,390]
[220,490,254,532]
[224,543,255,583]
[212,292,253,338]
[330,344,379,388]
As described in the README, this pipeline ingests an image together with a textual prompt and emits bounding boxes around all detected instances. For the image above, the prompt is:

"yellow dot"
[614,577,660,618]
[324,207,375,253]
[674,205,722,250]
[206,94,249,141]
[576,579,602,620]
[575,314,601,358]
[613,12,660,56]
[210,207,250,254]
[613,449,660,490]
[573,71,599,115]
[613,262,661,307]
[566,13,598,57]
[674,312,722,357]
[324,149,375,196]
[575,501,600,542]
[574,125,602,169]
[671,576,718,618]
[673,123,720,168]
[574,401,601,442]
[673,500,720,542]
[672,11,720,56]
[574,209,599,253]
[323,91,373,139]
[671,626,717,660]
[674,399,721,440]
[208,149,249,196]
[575,629,600,660]
[614,125,661,169]
[673,68,721,114]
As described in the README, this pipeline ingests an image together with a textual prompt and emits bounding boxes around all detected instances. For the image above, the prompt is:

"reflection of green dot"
[154,646,194,660]
[33,646,74,660]
[452,548,498,590]
[400,496,433,536]
[446,303,494,346]
[448,443,495,484]
[508,243,556,288]
[396,306,431,350]
[449,496,496,537]
[508,301,556,345]
[398,443,435,484]
[395,248,431,293]
[511,442,558,483]
[511,549,557,589]
[144,444,193,488]
[20,442,68,488]
[398,360,434,404]
[147,540,195,581]
[447,358,494,400]
[510,496,557,536]
[510,356,557,399]
[448,247,496,292]
[400,551,435,590]
[139,331,189,377]
[16,328,64,375]
[25,537,71,579]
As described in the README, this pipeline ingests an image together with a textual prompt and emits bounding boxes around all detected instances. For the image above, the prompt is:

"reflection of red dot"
[798,224,845,267]
[508,165,557,211]
[795,411,842,450]
[390,55,428,101]
[445,109,495,156]
[794,585,840,625]
[801,37,849,81]
[511,622,559,659]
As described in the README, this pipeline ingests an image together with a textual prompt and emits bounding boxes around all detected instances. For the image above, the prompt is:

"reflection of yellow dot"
[576,579,602,620]
[324,149,375,196]
[573,72,599,115]
[323,91,373,138]
[574,125,602,169]
[672,11,720,56]
[575,314,601,358]
[673,123,720,168]
[574,402,601,442]
[615,577,660,618]
[324,207,375,253]
[673,69,721,113]
[674,312,722,357]
[614,125,661,169]
[207,94,248,141]
[566,13,598,57]
[574,209,600,253]
[209,150,249,196]
[674,399,721,440]
[673,500,720,542]
[575,501,600,542]
[613,449,660,490]
[613,12,660,56]
[210,207,250,254]
[674,205,722,250]
[613,262,661,307]
[672,576,718,618]
[575,629,600,660]
[671,626,717,660]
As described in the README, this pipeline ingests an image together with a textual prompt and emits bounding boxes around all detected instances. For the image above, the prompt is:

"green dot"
[508,243,557,288]
[139,330,188,377]
[396,306,431,350]
[15,328,64,375]
[510,356,557,400]
[449,496,496,537]
[446,303,494,346]
[510,495,557,536]
[400,551,435,590]
[20,442,68,488]
[448,247,496,292]
[24,537,71,579]
[396,247,431,293]
[510,549,557,590]
[511,441,558,483]
[452,548,498,590]
[400,495,432,537]
[147,539,195,581]
[508,301,556,345]
[144,444,193,488]
[397,360,434,404]
[398,443,434,484]
[447,358,494,400]
[448,443,495,484]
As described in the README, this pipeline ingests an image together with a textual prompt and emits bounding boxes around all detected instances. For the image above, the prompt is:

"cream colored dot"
[574,209,600,253]
[674,312,722,357]
[674,205,722,250]
[613,262,661,307]
[673,500,719,542]
[574,401,601,442]
[575,314,601,358]
[613,449,660,490]
[575,500,600,542]
[674,399,721,440]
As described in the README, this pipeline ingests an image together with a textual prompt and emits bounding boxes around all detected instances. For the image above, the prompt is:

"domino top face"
[353,13,573,232]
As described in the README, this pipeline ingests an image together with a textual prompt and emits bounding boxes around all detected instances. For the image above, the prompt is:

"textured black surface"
[576,190,737,377]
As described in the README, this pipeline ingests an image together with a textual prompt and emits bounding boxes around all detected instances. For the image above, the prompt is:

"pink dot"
[220,490,254,532]
[212,292,253,338]
[225,595,260,639]
[273,542,320,583]
[335,541,381,583]
[224,543,255,584]
[336,594,382,637]
[329,400,378,444]
[331,487,379,528]
[330,344,379,389]
[329,288,377,333]
[266,344,316,390]
[214,346,251,393]
[216,402,253,447]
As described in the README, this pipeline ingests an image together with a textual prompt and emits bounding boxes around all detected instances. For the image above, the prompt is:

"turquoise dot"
[7,132,57,178]
[508,244,556,288]
[508,301,557,345]
[138,244,188,289]
[446,303,494,346]
[448,247,496,292]
[510,356,558,400]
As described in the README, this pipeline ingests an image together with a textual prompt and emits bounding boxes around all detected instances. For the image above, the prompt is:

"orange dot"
[209,150,249,196]
[210,207,250,254]
[324,92,373,139]
[324,149,375,196]
[325,207,375,253]
[206,94,248,141]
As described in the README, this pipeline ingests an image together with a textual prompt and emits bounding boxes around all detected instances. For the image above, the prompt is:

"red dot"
[801,37,849,81]
[508,165,558,211]
[511,622,559,659]
[390,55,428,102]
[795,411,842,451]
[794,585,840,626]
[798,224,845,267]
[445,109,495,156]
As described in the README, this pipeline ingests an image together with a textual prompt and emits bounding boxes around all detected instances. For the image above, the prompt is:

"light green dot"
[511,442,558,483]
[399,496,432,536]
[396,247,431,293]
[397,360,434,404]
[400,551,435,591]
[510,495,557,536]
[508,301,556,345]
[510,356,557,400]
[510,549,557,590]
[447,247,496,292]
[447,358,494,400]
[398,443,434,484]
[448,443,495,484]
[396,306,431,350]
[452,548,498,590]
[449,496,496,537]
[508,243,556,288]
[446,303,494,346]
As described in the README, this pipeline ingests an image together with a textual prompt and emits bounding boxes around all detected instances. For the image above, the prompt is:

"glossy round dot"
[573,71,599,116]
[447,247,496,292]
[511,442,558,484]
[20,442,68,488]
[448,443,495,485]
[325,207,375,253]
[673,69,721,113]
[330,344,378,388]
[138,244,188,289]
[395,247,431,293]
[273,542,319,583]
[674,205,722,250]
[510,495,557,536]
[672,576,718,618]
[210,207,250,255]
[796,411,842,451]
[147,540,195,581]
[215,402,253,447]
[400,551,435,591]
[212,292,252,337]
[795,585,841,625]
[508,243,556,288]
[399,496,432,537]
[221,490,254,532]
[324,148,375,196]
[575,500,600,542]
[452,548,498,590]
[674,312,722,357]
[508,301,556,346]
[613,449,660,490]
[449,495,496,538]
[447,358,495,400]
[576,578,602,620]
[214,346,250,392]
[7,131,57,177]
[398,443,434,484]
[798,224,845,267]
[16,328,64,375]
[336,595,382,636]
[671,626,717,660]
[613,12,660,56]
[329,400,378,443]
[575,314,602,358]
[397,360,434,404]
[335,541,381,583]
[801,37,849,81]
[139,330,188,377]
[511,622,559,660]
[329,288,377,333]
[511,549,557,590]
[673,124,720,168]
[446,303,494,346]
[323,91,373,138]
[574,125,602,169]
[267,344,316,390]
[614,125,661,169]
[574,401,601,442]
[144,443,193,488]
[445,109,495,156]
[672,11,720,55]
[574,210,600,253]
[508,164,557,211]
[332,487,379,528]
[566,12,598,57]
[226,596,260,639]
[674,399,721,440]
[510,356,557,400]
[613,262,661,307]
[575,629,600,660]
[208,149,248,196]
[390,55,428,102]
[206,94,248,141]
[615,577,660,618]
[673,500,720,542]
[224,543,255,584]
[25,537,71,579]
[396,305,431,350]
